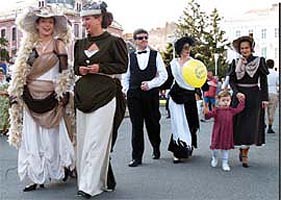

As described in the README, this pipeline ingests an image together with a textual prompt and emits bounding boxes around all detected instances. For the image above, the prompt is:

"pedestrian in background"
[122,28,168,167]
[195,90,205,122]
[204,90,245,171]
[167,36,200,163]
[265,59,279,134]
[203,70,217,111]
[0,68,9,135]
[215,76,222,95]
[159,64,173,119]
[74,1,128,198]
[228,35,269,168]
[8,6,75,192]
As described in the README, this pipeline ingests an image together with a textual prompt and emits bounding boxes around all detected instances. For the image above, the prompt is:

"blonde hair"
[217,90,231,99]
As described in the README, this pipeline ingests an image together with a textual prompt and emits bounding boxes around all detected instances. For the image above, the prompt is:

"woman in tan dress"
[8,6,75,191]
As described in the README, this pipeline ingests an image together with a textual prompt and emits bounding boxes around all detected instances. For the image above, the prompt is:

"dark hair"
[174,36,195,56]
[266,59,274,69]
[133,28,148,40]
[101,12,113,28]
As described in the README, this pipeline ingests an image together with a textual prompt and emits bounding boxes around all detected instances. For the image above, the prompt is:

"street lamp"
[214,53,219,76]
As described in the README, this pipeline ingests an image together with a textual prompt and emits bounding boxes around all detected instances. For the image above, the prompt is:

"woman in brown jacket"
[74,1,128,198]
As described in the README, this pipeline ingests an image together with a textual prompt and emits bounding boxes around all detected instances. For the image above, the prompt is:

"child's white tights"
[211,149,230,171]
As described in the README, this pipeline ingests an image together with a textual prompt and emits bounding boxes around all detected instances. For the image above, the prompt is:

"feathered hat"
[16,5,70,37]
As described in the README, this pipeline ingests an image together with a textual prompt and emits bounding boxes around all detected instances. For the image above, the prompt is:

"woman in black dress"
[228,35,268,168]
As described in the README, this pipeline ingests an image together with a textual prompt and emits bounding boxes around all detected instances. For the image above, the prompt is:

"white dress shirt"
[267,68,279,94]
[121,47,168,94]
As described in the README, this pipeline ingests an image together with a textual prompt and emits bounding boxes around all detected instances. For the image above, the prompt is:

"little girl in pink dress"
[204,90,245,171]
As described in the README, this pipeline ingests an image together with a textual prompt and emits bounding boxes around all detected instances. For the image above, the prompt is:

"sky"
[0,0,279,33]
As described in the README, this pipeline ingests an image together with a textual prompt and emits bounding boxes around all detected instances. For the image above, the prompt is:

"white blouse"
[170,58,195,91]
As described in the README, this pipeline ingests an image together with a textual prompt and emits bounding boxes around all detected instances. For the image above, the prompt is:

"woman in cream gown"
[8,6,75,191]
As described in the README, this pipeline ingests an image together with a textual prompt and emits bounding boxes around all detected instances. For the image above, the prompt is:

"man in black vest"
[122,28,168,167]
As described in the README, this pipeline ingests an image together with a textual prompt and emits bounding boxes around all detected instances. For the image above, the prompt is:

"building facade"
[0,0,123,62]
[222,4,279,68]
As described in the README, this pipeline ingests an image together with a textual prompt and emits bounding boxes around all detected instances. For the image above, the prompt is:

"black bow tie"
[137,50,147,54]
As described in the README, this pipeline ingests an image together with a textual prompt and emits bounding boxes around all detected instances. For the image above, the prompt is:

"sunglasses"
[135,36,148,40]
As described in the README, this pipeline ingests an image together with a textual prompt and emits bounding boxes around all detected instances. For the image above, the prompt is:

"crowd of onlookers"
[0,62,12,136]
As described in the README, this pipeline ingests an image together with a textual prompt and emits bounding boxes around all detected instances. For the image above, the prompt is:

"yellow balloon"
[182,59,207,88]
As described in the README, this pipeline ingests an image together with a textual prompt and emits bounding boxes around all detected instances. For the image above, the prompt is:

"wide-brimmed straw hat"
[17,5,69,36]
[232,36,255,53]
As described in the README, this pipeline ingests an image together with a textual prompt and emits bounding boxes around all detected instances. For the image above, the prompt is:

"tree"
[176,0,207,41]
[176,0,230,77]
[161,42,174,66]
[0,37,10,62]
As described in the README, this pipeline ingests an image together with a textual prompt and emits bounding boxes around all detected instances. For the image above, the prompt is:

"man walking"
[266,59,279,133]
[122,28,168,167]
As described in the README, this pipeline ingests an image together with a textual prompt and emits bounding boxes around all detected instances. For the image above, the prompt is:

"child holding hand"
[204,90,245,171]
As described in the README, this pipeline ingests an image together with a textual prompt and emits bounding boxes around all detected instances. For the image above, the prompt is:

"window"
[235,30,241,37]
[274,48,278,59]
[74,24,79,38]
[82,27,86,38]
[261,29,266,39]
[261,47,267,58]
[38,1,44,7]
[12,49,17,57]
[76,2,81,11]
[1,29,5,38]
[12,27,16,41]
[274,28,278,38]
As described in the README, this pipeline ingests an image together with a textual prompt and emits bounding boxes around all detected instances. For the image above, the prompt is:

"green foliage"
[161,43,174,66]
[174,0,230,77]
[0,37,9,62]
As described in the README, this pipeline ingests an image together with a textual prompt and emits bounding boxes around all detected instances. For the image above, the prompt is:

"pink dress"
[205,101,245,150]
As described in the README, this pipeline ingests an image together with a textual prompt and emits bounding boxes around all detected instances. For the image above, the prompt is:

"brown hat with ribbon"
[232,35,255,53]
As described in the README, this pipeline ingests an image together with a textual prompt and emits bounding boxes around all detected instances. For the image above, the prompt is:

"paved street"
[0,107,279,200]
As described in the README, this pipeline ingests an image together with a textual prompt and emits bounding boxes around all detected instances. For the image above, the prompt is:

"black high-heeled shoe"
[173,157,181,164]
[242,162,249,168]
[23,184,44,192]
[62,167,70,182]
[77,190,92,199]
